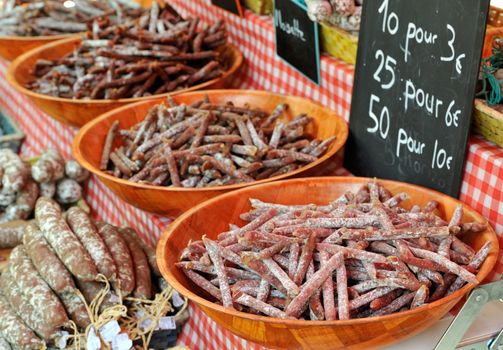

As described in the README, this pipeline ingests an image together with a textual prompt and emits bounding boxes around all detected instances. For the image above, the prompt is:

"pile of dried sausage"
[0,148,88,229]
[0,197,170,349]
[0,0,143,37]
[26,3,229,100]
[100,97,336,187]
[177,180,492,320]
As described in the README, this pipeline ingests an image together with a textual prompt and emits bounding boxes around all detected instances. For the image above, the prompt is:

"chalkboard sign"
[344,0,489,197]
[211,0,243,16]
[274,0,320,85]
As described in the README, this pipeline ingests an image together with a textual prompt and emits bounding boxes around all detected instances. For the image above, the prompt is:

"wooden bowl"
[73,90,348,216]
[157,177,499,350]
[6,36,243,127]
[0,34,75,61]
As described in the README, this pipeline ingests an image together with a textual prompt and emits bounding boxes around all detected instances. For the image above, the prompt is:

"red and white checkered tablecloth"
[0,0,501,347]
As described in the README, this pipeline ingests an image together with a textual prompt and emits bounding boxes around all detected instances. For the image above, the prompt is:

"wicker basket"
[243,0,272,15]
[320,22,358,65]
[0,107,24,153]
[473,99,503,147]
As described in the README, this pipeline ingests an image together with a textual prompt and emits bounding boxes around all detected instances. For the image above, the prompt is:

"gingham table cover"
[0,1,501,347]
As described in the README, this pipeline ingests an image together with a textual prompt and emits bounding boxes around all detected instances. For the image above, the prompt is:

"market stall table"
[0,2,501,348]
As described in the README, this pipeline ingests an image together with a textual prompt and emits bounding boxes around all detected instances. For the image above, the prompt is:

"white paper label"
[112,333,132,350]
[86,327,101,350]
[158,316,177,330]
[99,320,121,342]
[139,317,153,331]
[172,291,185,307]
[57,331,70,349]
[108,293,121,303]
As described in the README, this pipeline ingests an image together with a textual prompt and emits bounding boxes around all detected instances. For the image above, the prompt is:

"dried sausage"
[0,181,39,224]
[120,227,161,277]
[35,197,98,281]
[0,149,29,194]
[9,245,69,330]
[96,223,135,296]
[31,148,64,184]
[55,179,82,204]
[0,268,57,340]
[0,220,28,249]
[66,207,116,280]
[0,293,43,350]
[23,223,75,293]
[64,160,89,183]
[119,228,151,299]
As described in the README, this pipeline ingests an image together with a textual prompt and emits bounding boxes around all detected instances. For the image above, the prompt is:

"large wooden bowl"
[0,34,75,61]
[73,90,348,216]
[6,37,243,127]
[157,177,499,350]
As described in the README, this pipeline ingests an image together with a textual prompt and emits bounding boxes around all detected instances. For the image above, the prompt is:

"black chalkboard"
[344,0,489,197]
[211,0,243,16]
[274,0,320,85]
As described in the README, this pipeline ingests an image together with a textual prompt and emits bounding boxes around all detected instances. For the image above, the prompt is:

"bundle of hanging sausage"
[0,148,89,247]
[0,0,143,37]
[177,180,492,320]
[0,197,187,350]
[26,2,229,100]
[100,97,336,187]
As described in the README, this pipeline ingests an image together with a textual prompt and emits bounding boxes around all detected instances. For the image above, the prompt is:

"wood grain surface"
[0,34,76,61]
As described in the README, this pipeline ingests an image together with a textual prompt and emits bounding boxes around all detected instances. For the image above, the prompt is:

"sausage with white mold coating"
[55,179,82,204]
[120,226,161,277]
[96,222,135,297]
[119,228,152,299]
[0,181,39,224]
[0,189,15,207]
[8,245,69,331]
[330,0,356,16]
[306,0,333,22]
[39,182,56,199]
[35,197,98,281]
[64,160,90,183]
[66,207,117,281]
[0,220,28,249]
[0,293,43,350]
[0,268,58,341]
[59,293,91,330]
[0,149,29,194]
[31,148,65,184]
[0,337,11,350]
[22,223,90,329]
[76,280,119,311]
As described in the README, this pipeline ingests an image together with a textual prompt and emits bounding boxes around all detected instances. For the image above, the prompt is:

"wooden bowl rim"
[157,176,499,327]
[72,89,349,193]
[6,36,244,105]
[0,33,77,42]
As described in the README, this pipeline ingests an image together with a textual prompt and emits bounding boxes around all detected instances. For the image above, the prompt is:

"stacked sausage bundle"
[0,148,88,228]
[0,197,162,349]
[100,97,335,187]
[306,0,362,33]
[27,2,229,99]
[177,181,492,320]
[0,0,143,36]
